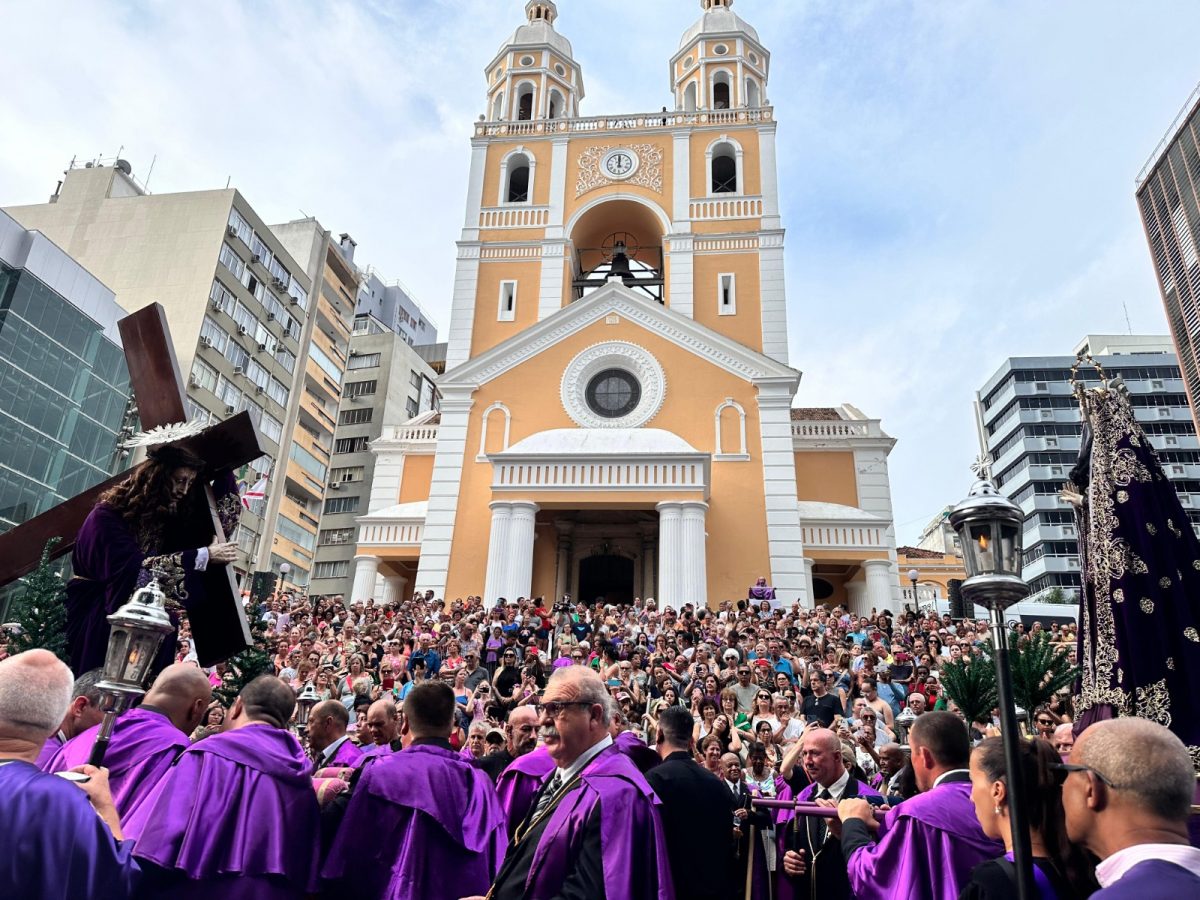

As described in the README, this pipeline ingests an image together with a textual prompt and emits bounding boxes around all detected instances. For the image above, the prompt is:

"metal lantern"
[949,458,1035,900]
[295,681,321,729]
[895,706,917,748]
[1014,704,1029,738]
[88,574,175,767]
[948,459,1029,612]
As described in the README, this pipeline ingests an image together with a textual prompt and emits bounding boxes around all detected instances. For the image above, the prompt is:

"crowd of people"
[0,588,1197,899]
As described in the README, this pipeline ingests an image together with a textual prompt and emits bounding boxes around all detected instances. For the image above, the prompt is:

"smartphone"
[56,771,91,783]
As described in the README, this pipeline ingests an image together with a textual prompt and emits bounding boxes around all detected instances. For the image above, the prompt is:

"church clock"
[600,147,639,180]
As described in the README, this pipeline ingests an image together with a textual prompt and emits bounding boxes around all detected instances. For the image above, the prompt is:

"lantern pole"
[949,458,1034,900]
[88,572,175,768]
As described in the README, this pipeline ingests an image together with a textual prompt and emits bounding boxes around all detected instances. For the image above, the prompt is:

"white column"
[506,501,539,601]
[667,234,694,317]
[656,502,682,610]
[382,574,408,607]
[640,525,657,602]
[802,558,816,610]
[350,554,380,604]
[759,232,788,364]
[554,521,573,603]
[671,129,692,227]
[538,240,567,321]
[846,581,867,615]
[678,501,709,608]
[415,391,475,598]
[445,246,482,371]
[754,378,807,604]
[862,559,896,615]
[758,123,781,228]
[483,502,514,608]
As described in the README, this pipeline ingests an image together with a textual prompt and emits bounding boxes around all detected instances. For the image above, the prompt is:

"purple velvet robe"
[749,578,776,602]
[0,759,141,898]
[844,780,1003,900]
[516,745,674,900]
[614,729,660,773]
[495,746,555,839]
[125,723,320,899]
[33,731,64,770]
[66,471,241,676]
[44,706,187,829]
[321,742,507,898]
[325,736,364,768]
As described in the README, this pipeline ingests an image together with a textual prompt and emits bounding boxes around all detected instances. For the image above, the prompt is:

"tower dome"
[672,0,769,112]
[485,0,584,122]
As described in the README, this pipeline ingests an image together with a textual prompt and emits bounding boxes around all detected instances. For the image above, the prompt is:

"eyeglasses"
[1036,719,1056,727]
[1049,762,1123,789]
[860,715,876,721]
[535,700,594,718]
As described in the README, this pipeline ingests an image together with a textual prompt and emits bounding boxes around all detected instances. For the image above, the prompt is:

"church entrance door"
[578,554,634,606]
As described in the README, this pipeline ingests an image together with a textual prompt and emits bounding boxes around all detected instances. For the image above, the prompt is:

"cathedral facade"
[349,0,902,611]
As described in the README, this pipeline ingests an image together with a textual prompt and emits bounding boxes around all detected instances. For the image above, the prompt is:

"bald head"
[365,698,399,746]
[0,650,73,750]
[144,663,213,734]
[233,675,296,730]
[1075,718,1193,821]
[507,704,539,756]
[544,665,614,719]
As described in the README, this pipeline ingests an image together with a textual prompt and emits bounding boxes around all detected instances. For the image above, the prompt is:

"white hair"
[0,650,73,740]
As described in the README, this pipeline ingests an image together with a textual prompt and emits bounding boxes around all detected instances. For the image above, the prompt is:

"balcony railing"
[791,420,873,439]
[479,206,551,228]
[474,106,774,138]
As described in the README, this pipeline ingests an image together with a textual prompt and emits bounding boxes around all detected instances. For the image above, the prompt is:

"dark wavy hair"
[100,446,206,528]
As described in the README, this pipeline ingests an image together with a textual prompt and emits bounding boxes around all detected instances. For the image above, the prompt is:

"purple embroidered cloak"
[66,471,240,675]
[844,780,1002,900]
[321,742,507,898]
[125,723,320,900]
[33,731,63,770]
[0,759,141,899]
[614,729,660,773]
[516,745,674,900]
[44,706,187,829]
[495,745,555,839]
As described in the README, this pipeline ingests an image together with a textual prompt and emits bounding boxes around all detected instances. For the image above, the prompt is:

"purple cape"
[845,780,1003,900]
[33,732,63,770]
[775,776,882,900]
[321,742,507,898]
[326,737,364,768]
[495,746,555,839]
[45,706,187,827]
[361,742,397,760]
[0,759,141,898]
[125,723,319,898]
[613,729,660,773]
[518,744,674,900]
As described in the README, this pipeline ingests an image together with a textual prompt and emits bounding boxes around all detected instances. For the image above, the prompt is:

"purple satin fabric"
[33,732,63,770]
[327,737,364,768]
[0,760,141,898]
[45,707,187,828]
[520,745,674,900]
[844,780,1003,900]
[125,723,319,895]
[321,743,507,898]
[749,586,776,601]
[613,729,660,773]
[496,746,555,839]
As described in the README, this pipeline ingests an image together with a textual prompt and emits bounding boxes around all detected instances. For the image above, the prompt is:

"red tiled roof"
[896,546,946,559]
[790,407,841,421]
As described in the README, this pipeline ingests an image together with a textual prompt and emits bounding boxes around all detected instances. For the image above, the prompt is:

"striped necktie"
[533,771,564,819]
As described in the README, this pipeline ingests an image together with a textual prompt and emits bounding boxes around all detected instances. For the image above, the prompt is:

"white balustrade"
[689,196,763,221]
[491,458,708,492]
[473,107,774,138]
[479,206,551,228]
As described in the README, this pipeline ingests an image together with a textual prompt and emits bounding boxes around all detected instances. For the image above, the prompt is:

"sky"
[2,0,1199,544]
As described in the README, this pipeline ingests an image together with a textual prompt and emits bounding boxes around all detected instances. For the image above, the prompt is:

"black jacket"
[646,751,737,900]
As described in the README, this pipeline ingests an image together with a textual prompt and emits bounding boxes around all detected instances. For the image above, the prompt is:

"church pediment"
[439,281,799,390]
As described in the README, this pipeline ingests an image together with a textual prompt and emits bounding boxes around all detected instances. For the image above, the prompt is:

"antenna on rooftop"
[1122,301,1133,335]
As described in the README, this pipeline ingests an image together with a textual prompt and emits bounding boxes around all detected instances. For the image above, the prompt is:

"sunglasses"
[535,700,593,718]
[1049,762,1122,789]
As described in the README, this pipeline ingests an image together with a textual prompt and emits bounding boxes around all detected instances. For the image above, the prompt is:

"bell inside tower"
[569,200,665,303]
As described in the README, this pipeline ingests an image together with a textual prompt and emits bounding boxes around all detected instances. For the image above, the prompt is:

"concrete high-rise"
[976,334,1200,599]
[4,162,354,588]
[1136,82,1200,425]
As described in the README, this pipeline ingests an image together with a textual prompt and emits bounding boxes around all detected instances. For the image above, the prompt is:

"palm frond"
[939,655,998,725]
[1007,630,1079,712]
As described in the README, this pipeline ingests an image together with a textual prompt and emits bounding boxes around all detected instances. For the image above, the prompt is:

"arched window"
[478,402,512,460]
[714,398,748,460]
[711,143,737,193]
[745,78,760,108]
[491,92,503,121]
[516,84,535,121]
[548,89,564,119]
[683,81,698,112]
[712,73,731,110]
[507,154,530,203]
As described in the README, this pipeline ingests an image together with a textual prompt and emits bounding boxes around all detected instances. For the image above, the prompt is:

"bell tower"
[671,0,770,112]
[484,0,584,123]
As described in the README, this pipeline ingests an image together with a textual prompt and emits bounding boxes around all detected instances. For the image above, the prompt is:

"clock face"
[601,148,639,180]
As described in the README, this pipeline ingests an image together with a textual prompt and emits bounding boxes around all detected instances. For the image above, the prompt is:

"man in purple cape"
[0,649,141,899]
[360,696,401,760]
[749,576,776,602]
[777,728,881,900]
[467,666,673,900]
[495,744,556,839]
[309,698,365,768]
[67,444,242,675]
[1063,718,1200,896]
[837,711,1002,900]
[612,715,660,773]
[322,681,507,898]
[125,675,320,899]
[45,663,211,829]
[34,666,103,768]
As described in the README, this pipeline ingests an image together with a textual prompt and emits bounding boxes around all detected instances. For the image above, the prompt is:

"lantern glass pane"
[999,521,1021,575]
[965,522,996,576]
[103,629,131,682]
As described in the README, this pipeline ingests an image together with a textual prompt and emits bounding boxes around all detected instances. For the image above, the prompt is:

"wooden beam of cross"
[0,304,259,666]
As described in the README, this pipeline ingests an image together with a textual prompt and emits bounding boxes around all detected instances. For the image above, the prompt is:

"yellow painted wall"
[398,455,434,504]
[443,314,773,601]
[692,252,762,351]
[794,451,859,506]
[531,520,559,600]
[470,260,543,357]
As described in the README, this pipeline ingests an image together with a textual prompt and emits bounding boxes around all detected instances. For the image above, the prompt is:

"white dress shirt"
[556,734,613,784]
[815,768,852,801]
[1095,843,1200,888]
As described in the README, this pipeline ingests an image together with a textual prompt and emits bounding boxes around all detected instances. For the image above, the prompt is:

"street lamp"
[295,680,320,734]
[88,573,175,767]
[278,561,291,589]
[907,568,920,609]
[949,458,1033,900]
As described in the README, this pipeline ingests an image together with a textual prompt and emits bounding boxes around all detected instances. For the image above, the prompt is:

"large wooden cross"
[0,304,258,666]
